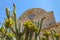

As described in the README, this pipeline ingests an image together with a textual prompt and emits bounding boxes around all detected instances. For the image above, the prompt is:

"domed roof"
[24,8,46,14]
[19,8,47,19]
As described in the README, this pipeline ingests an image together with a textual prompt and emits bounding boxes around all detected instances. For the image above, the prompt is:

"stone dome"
[19,8,47,20]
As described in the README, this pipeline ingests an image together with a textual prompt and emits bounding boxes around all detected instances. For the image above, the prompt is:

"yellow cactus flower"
[28,25,32,29]
[7,33,15,37]
[23,20,32,28]
[54,33,60,37]
[41,37,47,40]
[23,22,26,26]
[9,18,14,25]
[4,18,14,28]
[43,30,51,36]
[27,20,32,24]
[34,27,39,32]
[23,20,39,32]
[1,28,5,33]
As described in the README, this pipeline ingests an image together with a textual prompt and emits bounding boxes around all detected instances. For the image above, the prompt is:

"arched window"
[28,14,35,19]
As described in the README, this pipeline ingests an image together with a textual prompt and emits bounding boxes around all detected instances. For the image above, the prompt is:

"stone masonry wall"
[18,8,56,28]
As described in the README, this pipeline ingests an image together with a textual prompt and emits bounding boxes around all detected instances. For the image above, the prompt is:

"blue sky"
[0,0,60,23]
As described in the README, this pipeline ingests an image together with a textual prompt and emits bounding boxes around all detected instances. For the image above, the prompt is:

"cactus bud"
[6,8,10,19]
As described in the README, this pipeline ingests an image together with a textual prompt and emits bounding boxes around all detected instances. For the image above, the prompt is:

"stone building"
[18,8,56,28]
